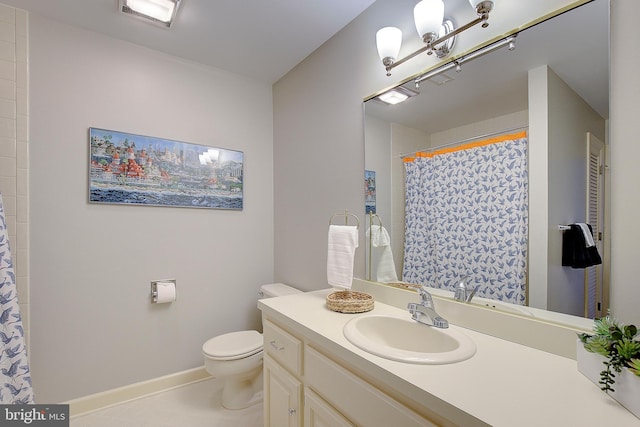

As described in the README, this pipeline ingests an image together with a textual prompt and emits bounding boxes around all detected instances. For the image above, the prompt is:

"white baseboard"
[65,366,212,417]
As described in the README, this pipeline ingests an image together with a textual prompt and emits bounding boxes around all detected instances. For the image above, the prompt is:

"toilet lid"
[202,330,263,359]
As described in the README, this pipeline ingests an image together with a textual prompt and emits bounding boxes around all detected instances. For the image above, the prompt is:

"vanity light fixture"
[376,86,419,105]
[376,0,494,76]
[119,0,181,28]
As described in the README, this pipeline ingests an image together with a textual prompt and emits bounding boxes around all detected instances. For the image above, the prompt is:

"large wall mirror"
[363,0,609,322]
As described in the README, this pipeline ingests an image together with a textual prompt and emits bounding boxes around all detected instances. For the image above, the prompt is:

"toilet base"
[221,371,264,410]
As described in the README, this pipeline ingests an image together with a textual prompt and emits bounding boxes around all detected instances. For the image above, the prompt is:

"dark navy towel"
[561,224,602,268]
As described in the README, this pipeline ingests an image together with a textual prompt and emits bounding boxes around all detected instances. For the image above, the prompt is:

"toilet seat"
[203,330,263,361]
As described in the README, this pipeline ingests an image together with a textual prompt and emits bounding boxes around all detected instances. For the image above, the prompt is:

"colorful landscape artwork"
[89,128,243,209]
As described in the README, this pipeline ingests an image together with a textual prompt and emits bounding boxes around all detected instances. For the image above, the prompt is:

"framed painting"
[365,170,376,214]
[89,128,243,209]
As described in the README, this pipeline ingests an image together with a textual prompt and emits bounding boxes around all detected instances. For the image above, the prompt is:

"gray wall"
[610,0,640,324]
[547,67,605,315]
[29,16,274,402]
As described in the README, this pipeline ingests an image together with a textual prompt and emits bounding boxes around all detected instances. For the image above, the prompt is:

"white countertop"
[258,289,640,427]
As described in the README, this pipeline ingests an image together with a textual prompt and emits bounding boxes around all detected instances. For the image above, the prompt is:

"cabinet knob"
[270,340,285,351]
[288,408,296,416]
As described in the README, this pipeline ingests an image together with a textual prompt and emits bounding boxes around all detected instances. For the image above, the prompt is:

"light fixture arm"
[385,13,489,76]
[413,34,517,87]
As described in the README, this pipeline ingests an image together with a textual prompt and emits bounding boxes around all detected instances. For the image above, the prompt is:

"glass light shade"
[125,0,176,23]
[414,0,445,40]
[376,27,402,62]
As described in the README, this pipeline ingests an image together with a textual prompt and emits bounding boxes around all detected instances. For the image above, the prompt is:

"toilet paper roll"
[155,281,176,303]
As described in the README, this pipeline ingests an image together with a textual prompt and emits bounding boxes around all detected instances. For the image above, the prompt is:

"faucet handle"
[465,284,479,303]
[433,316,449,328]
[454,274,479,303]
[458,275,471,289]
[454,276,467,301]
[418,285,434,306]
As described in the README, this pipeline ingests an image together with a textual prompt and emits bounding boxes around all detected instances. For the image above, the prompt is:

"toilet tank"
[259,283,301,298]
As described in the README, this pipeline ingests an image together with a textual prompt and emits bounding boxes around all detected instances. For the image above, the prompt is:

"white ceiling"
[2,0,377,83]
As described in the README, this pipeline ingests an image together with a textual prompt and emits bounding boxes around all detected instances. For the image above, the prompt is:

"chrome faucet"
[407,285,449,328]
[453,275,479,303]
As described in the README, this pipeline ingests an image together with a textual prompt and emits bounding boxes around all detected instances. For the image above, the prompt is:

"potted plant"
[577,314,640,418]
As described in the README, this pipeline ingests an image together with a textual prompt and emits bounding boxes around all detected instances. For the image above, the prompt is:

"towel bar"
[329,210,360,229]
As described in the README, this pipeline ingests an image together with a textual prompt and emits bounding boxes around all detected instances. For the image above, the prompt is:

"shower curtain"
[0,193,34,403]
[403,132,528,304]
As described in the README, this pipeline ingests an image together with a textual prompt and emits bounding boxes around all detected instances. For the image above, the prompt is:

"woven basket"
[326,290,374,313]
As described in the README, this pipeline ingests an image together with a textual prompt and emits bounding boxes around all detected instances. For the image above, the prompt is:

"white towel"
[576,223,596,247]
[367,224,390,247]
[366,225,398,283]
[327,225,359,289]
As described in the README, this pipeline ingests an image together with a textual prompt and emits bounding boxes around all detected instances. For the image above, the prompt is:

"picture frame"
[365,170,376,214]
[89,127,243,210]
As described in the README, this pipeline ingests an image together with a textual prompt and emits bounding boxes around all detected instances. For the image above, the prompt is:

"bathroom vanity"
[258,288,640,427]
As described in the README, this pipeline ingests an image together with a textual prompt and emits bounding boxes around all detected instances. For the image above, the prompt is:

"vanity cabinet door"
[304,387,354,427]
[264,354,302,427]
[305,346,438,427]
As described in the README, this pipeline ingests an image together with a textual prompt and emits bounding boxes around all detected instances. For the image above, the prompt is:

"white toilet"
[202,283,301,410]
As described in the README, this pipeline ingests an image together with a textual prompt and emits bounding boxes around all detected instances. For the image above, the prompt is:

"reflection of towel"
[366,225,398,282]
[576,223,595,247]
[562,223,602,269]
[327,225,359,289]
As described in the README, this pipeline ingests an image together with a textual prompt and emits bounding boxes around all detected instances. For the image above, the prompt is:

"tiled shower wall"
[0,5,29,348]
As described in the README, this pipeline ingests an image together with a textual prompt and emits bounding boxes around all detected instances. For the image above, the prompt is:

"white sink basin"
[343,314,476,364]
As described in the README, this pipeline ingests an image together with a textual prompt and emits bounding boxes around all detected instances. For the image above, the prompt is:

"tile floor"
[69,378,263,427]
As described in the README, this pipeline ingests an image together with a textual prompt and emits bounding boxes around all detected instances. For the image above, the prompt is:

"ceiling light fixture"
[376,0,494,76]
[376,86,419,105]
[119,0,181,28]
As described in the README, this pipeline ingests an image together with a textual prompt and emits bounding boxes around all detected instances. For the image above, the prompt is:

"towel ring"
[368,212,383,228]
[329,210,360,229]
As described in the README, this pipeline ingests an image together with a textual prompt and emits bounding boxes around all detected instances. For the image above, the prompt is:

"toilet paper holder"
[151,279,177,303]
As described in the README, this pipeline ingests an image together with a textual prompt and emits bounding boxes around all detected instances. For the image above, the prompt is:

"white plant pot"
[576,340,640,419]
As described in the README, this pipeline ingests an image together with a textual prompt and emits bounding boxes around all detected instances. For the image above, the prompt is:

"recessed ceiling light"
[376,87,419,105]
[119,0,181,28]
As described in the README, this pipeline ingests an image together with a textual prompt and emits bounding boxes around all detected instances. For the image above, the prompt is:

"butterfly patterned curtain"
[0,193,34,403]
[402,132,528,305]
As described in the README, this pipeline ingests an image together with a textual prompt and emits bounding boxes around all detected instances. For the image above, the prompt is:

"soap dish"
[326,290,374,313]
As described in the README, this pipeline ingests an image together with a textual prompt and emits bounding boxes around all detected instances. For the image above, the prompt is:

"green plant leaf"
[623,324,638,339]
[584,335,610,356]
[582,314,640,392]
[616,338,640,361]
[628,358,640,377]
[593,315,618,337]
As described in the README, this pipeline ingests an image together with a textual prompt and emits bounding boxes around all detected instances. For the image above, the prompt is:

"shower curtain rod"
[399,125,528,159]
